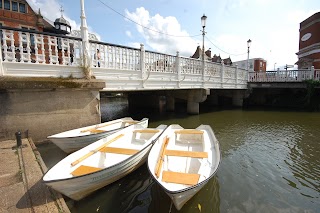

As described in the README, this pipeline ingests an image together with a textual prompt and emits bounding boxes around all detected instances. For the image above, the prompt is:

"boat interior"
[44,128,161,181]
[156,129,213,191]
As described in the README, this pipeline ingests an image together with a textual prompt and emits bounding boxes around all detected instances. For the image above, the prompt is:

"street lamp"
[274,62,277,71]
[201,14,207,81]
[247,39,251,71]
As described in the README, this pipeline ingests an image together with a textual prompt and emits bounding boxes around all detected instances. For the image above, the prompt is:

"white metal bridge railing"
[0,27,248,91]
[5,27,320,90]
[248,68,320,82]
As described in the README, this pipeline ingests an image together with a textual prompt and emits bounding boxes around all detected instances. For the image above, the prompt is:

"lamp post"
[246,39,251,81]
[201,14,207,82]
[274,62,277,71]
[247,39,251,71]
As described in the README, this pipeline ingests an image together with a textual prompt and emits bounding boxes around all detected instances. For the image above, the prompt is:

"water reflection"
[100,97,129,121]
[37,97,320,213]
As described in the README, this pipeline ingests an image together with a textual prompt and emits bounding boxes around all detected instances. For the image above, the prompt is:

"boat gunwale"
[47,118,148,140]
[43,125,166,184]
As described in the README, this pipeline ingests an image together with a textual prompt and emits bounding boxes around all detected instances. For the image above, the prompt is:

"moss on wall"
[0,77,105,90]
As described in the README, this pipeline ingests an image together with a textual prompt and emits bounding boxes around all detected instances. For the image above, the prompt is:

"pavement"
[0,138,70,213]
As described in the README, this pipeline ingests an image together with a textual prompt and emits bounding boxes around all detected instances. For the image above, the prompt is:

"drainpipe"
[80,0,91,79]
[0,33,3,76]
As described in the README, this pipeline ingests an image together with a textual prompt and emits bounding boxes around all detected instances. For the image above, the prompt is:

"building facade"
[296,12,320,69]
[233,58,267,72]
[0,0,54,32]
[191,46,233,66]
[0,0,72,63]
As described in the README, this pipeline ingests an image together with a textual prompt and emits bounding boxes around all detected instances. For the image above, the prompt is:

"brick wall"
[0,2,42,31]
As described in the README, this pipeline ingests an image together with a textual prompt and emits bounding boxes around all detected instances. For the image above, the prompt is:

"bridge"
[0,27,249,91]
[1,27,319,142]
[1,27,319,89]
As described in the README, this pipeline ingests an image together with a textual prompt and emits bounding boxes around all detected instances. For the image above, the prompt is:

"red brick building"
[296,12,320,69]
[0,0,71,63]
[0,0,54,32]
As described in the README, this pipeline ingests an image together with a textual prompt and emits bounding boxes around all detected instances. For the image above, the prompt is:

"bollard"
[15,131,22,147]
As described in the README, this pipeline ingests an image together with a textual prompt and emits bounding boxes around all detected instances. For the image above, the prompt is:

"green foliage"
[304,79,320,110]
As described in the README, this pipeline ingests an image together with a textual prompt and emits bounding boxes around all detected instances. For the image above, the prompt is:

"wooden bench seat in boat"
[164,149,208,158]
[162,171,200,185]
[89,129,106,134]
[124,120,139,124]
[174,130,203,134]
[71,165,102,176]
[133,129,160,133]
[100,147,139,155]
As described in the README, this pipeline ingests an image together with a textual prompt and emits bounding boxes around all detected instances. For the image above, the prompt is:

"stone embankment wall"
[0,77,105,143]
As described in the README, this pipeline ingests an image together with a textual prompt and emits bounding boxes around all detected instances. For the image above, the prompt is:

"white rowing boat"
[147,124,221,210]
[47,117,148,153]
[43,124,167,201]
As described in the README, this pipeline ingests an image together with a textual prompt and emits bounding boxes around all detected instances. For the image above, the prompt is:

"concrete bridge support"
[206,89,247,107]
[0,77,105,142]
[128,89,209,114]
[166,96,175,111]
[167,89,209,114]
[232,90,245,107]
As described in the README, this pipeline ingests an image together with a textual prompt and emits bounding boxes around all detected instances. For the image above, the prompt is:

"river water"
[38,97,320,213]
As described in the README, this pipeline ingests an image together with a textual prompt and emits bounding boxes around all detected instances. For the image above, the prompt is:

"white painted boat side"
[43,124,167,200]
[47,117,149,153]
[147,124,221,210]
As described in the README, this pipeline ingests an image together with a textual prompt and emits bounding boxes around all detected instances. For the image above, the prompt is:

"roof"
[300,11,320,27]
[191,46,211,60]
[54,16,71,26]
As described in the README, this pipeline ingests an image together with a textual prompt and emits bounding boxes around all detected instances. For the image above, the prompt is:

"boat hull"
[48,118,148,153]
[45,145,150,200]
[166,179,209,210]
[43,124,167,200]
[147,124,221,210]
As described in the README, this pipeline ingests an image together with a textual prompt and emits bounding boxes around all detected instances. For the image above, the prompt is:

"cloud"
[125,30,132,38]
[128,42,141,49]
[125,7,198,57]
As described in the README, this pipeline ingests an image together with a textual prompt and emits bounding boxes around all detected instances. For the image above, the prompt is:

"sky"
[27,0,320,70]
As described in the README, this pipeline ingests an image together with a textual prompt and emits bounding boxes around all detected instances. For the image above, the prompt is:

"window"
[0,1,2,9]
[19,3,26,13]
[12,1,18,12]
[57,38,62,50]
[0,23,2,40]
[29,28,35,46]
[4,0,10,10]
[21,27,35,46]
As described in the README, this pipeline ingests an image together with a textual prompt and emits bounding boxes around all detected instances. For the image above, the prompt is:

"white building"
[234,58,267,72]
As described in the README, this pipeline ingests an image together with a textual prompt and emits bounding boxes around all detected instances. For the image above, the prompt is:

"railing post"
[140,44,145,81]
[80,0,92,79]
[220,60,224,88]
[202,58,205,84]
[176,51,181,87]
[311,66,315,79]
[18,32,24,63]
[235,64,238,87]
[10,30,16,62]
[0,30,3,76]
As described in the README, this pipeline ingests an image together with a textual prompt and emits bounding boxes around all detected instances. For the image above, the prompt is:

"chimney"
[205,48,211,58]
